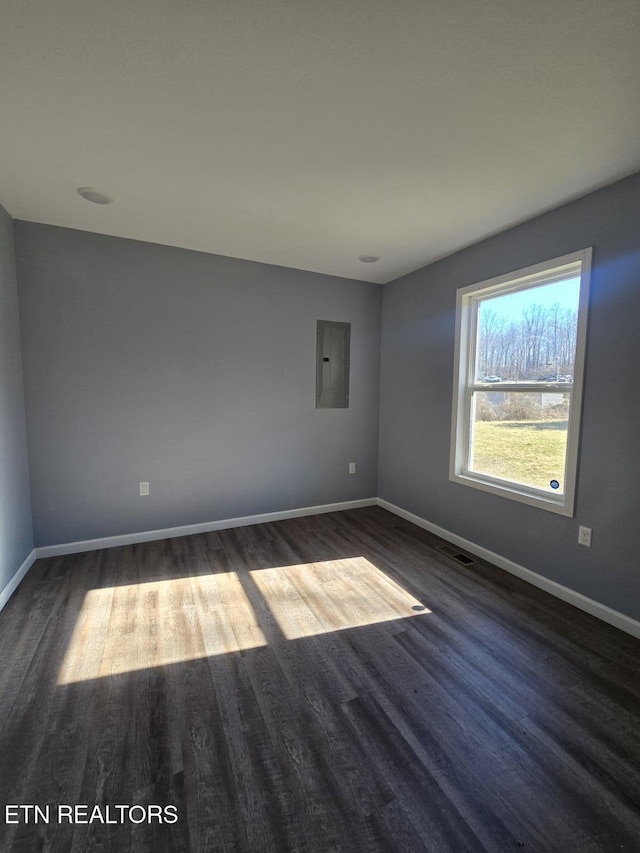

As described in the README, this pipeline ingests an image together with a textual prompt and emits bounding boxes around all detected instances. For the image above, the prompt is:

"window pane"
[470,391,570,493]
[475,278,580,384]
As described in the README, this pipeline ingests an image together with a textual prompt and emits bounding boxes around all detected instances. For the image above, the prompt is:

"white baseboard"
[0,549,37,613]
[35,498,378,559]
[377,498,640,640]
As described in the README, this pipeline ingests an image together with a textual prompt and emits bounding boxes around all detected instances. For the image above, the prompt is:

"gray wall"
[379,171,640,622]
[15,223,381,546]
[0,204,34,594]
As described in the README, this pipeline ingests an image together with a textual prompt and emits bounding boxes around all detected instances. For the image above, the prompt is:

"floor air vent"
[437,544,476,565]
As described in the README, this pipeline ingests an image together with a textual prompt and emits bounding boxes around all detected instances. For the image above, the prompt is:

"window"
[450,249,591,516]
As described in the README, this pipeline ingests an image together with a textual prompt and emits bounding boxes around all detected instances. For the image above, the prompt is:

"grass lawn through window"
[471,420,568,492]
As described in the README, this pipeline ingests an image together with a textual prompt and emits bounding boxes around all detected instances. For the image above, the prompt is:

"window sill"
[450,470,574,517]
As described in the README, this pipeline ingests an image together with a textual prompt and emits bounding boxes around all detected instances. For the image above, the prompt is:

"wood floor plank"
[1,506,639,852]
[340,691,491,853]
[241,642,361,850]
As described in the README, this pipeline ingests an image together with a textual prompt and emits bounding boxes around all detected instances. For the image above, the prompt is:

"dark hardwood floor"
[1,506,639,852]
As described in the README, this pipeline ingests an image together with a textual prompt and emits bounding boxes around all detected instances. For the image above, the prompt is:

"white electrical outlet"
[578,525,592,547]
[139,481,150,496]
[348,462,356,474]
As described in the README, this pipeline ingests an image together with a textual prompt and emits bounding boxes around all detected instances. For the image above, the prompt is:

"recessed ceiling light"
[358,254,380,263]
[77,187,113,205]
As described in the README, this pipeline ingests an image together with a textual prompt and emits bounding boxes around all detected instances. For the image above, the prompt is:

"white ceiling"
[1,0,639,284]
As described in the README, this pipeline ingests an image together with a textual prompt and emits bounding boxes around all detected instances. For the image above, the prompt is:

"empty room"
[1,1,640,850]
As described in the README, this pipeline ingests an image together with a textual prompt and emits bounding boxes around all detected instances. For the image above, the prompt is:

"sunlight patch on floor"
[57,556,431,684]
[57,572,267,684]
[250,556,430,640]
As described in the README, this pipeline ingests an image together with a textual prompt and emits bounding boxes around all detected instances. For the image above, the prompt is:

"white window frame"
[449,248,592,516]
